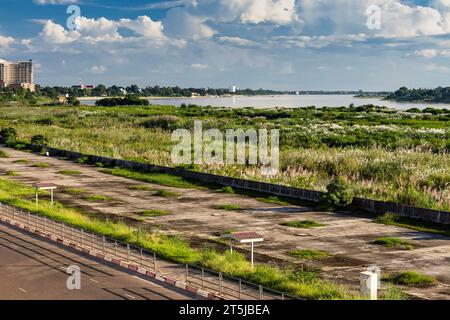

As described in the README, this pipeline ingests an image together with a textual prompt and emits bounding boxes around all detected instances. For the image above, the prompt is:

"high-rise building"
[0,59,35,92]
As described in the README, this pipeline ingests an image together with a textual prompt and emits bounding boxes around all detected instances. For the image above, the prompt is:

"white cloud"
[191,63,209,69]
[218,0,299,25]
[425,63,450,72]
[217,36,256,47]
[416,48,450,58]
[39,20,80,44]
[164,8,216,40]
[34,0,78,4]
[415,49,439,58]
[119,16,166,40]
[298,0,450,38]
[90,65,107,74]
[36,15,178,47]
[0,35,14,48]
[219,0,301,24]
[74,17,122,43]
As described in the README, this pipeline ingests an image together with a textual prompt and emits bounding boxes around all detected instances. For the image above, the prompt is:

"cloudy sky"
[0,0,449,90]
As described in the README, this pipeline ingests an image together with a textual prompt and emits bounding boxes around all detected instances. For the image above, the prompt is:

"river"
[79,94,450,110]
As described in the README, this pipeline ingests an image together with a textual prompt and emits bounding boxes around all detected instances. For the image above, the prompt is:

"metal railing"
[0,202,297,300]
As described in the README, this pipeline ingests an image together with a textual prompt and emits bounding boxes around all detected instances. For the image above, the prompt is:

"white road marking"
[123,293,136,299]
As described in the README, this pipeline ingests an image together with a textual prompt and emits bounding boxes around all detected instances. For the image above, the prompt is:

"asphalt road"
[0,222,196,300]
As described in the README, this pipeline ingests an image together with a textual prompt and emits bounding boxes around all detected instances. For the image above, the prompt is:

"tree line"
[387,87,450,103]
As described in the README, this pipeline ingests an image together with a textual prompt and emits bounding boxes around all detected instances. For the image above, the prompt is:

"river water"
[79,94,450,110]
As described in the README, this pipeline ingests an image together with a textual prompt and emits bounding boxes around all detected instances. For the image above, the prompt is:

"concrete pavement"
[0,223,196,300]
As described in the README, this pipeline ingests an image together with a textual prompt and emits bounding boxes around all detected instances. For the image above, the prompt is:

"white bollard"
[360,271,378,300]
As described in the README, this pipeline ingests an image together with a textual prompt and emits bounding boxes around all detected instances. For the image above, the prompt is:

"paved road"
[0,223,196,300]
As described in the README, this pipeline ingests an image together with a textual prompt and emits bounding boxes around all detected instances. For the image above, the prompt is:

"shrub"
[0,127,17,143]
[142,115,181,130]
[322,177,353,208]
[95,95,149,106]
[31,134,49,147]
[219,186,235,194]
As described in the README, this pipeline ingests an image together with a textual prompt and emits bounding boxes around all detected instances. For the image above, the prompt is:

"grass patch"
[384,271,437,286]
[63,188,85,195]
[0,150,9,158]
[289,249,331,260]
[0,177,353,300]
[218,186,235,194]
[100,168,199,188]
[83,194,113,202]
[375,212,450,237]
[32,162,51,168]
[13,159,29,163]
[373,237,414,250]
[153,189,180,198]
[129,185,153,191]
[138,209,171,217]
[58,170,82,175]
[256,196,289,206]
[382,285,407,300]
[5,171,19,176]
[281,220,325,228]
[214,204,243,211]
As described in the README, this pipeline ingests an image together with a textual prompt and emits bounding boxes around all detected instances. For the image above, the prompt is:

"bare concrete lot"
[1,147,450,299]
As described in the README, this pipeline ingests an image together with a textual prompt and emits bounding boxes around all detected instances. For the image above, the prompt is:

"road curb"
[0,215,223,300]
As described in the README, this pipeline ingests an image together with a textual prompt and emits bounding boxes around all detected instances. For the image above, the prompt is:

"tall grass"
[1,105,448,211]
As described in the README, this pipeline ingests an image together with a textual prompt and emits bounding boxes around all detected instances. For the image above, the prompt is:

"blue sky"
[1,0,450,90]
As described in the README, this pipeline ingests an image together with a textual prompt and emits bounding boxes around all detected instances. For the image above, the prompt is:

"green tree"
[323,177,354,208]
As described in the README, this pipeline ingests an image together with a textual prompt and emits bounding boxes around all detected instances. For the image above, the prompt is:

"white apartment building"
[0,59,35,92]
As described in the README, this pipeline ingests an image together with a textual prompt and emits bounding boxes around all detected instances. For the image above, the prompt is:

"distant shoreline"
[77,94,366,101]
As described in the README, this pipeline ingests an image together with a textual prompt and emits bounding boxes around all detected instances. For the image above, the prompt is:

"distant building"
[72,84,96,90]
[0,59,35,92]
[229,85,238,94]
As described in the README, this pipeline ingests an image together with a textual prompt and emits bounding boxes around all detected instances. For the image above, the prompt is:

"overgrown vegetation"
[32,162,50,168]
[322,177,354,208]
[153,189,180,198]
[128,185,154,191]
[57,170,82,175]
[138,209,171,217]
[256,196,289,206]
[375,212,450,237]
[373,237,414,250]
[214,204,243,211]
[289,249,331,260]
[63,188,85,195]
[83,194,114,202]
[384,271,437,286]
[281,220,325,228]
[99,168,199,189]
[0,177,352,300]
[1,103,449,211]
